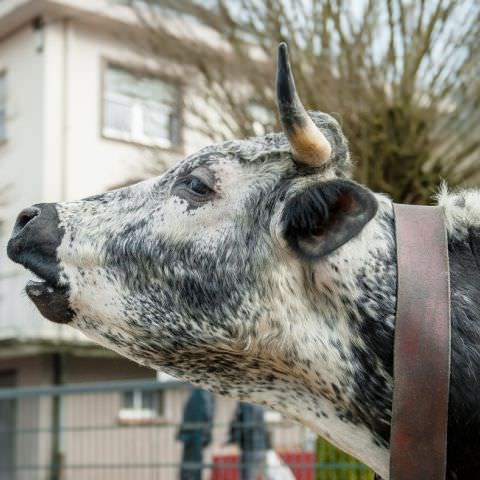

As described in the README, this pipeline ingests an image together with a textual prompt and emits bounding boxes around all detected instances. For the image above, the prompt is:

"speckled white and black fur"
[51,113,480,479]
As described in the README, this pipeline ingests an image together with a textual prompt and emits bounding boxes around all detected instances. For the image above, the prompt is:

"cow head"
[7,44,396,476]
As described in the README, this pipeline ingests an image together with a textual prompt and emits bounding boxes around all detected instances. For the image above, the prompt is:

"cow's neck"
[231,197,397,477]
[283,197,396,477]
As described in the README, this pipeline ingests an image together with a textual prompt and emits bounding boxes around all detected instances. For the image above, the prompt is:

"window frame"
[100,58,184,151]
[119,388,166,421]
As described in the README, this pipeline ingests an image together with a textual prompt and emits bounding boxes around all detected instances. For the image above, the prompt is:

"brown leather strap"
[389,204,451,480]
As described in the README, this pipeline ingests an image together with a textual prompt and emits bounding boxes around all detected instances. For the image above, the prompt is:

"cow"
[6,43,480,480]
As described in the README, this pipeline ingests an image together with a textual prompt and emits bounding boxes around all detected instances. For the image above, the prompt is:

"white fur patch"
[437,185,480,238]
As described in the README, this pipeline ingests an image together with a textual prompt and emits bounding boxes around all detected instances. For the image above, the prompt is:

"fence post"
[49,353,65,480]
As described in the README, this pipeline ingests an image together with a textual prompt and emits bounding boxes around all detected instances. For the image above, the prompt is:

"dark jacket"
[229,403,269,452]
[177,389,214,448]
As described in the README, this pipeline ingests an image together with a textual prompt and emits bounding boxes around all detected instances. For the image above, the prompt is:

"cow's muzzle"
[7,203,73,324]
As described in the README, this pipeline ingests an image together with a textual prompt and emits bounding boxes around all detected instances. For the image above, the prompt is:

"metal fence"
[0,379,372,480]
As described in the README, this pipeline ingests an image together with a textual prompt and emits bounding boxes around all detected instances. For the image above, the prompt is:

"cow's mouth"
[7,203,74,325]
[19,257,74,325]
[24,277,73,325]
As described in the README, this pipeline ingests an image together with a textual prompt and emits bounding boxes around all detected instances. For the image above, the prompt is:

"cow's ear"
[281,179,378,260]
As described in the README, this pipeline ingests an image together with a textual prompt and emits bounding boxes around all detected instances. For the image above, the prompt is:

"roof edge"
[0,0,136,42]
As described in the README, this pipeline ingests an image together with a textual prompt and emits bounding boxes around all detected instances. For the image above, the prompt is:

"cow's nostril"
[12,207,41,238]
[7,202,63,284]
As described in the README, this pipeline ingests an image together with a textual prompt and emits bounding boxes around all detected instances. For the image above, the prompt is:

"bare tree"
[128,0,480,204]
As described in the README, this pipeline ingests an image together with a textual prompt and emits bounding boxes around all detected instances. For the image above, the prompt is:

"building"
[0,1,310,478]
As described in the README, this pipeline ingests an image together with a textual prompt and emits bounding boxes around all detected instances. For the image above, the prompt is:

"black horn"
[276,43,331,166]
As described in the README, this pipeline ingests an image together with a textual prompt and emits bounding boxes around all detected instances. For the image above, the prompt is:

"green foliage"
[315,436,373,480]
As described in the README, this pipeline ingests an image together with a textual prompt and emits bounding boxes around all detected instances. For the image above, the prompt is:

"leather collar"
[385,204,451,480]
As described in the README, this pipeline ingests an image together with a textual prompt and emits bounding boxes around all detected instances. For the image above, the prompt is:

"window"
[0,72,6,141]
[119,389,165,420]
[103,65,181,148]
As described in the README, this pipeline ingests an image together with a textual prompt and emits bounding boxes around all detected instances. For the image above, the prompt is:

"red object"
[211,452,315,480]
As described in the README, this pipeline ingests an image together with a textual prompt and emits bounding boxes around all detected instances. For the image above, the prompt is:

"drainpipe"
[50,353,65,480]
[60,19,70,202]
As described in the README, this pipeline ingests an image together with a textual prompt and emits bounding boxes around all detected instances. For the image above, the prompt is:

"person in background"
[177,389,214,480]
[229,402,270,480]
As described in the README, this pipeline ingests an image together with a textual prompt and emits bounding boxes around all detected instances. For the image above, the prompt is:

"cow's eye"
[174,175,214,199]
[185,176,212,196]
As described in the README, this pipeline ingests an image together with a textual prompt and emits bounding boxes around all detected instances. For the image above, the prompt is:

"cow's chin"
[26,280,74,324]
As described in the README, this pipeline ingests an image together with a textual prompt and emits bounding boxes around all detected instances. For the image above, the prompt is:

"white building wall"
[0,25,44,270]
